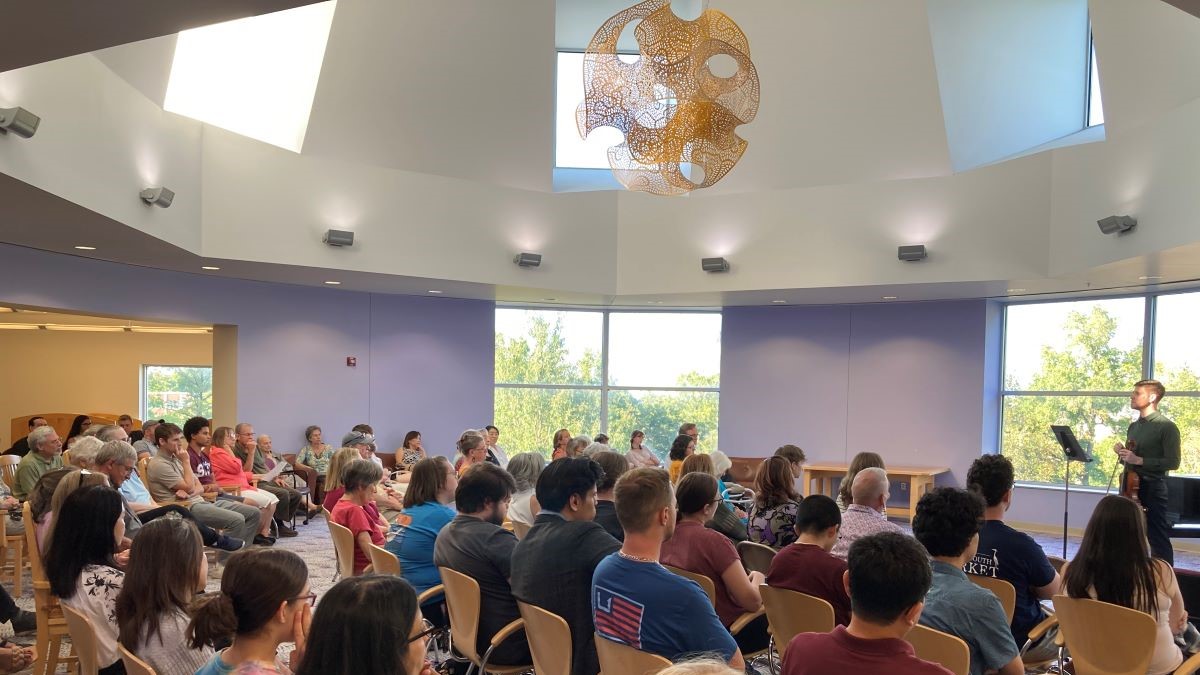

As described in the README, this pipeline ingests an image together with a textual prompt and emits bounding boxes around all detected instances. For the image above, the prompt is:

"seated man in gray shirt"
[433,462,530,667]
[913,487,1022,675]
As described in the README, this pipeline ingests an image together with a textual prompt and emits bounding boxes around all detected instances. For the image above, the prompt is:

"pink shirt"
[831,505,905,560]
[330,499,385,574]
[209,445,255,491]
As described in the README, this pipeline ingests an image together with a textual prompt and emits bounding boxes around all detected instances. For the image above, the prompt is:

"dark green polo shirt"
[1127,410,1181,479]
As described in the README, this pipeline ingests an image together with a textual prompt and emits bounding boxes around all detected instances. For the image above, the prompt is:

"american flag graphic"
[594,586,645,649]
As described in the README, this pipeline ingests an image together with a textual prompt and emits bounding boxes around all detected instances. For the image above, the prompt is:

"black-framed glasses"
[289,592,317,606]
[406,619,437,645]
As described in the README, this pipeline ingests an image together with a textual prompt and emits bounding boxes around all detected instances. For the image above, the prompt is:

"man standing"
[1116,378,1181,564]
[14,425,62,500]
[233,423,301,536]
[5,417,46,457]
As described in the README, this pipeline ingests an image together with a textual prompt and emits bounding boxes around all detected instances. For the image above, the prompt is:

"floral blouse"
[400,445,423,467]
[62,564,124,668]
[747,499,802,549]
[296,443,334,475]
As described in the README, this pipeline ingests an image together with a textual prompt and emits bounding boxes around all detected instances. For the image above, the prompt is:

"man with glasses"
[233,422,302,536]
[15,425,62,500]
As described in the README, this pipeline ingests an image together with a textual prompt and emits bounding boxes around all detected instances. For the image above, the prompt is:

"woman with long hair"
[386,456,457,610]
[294,576,435,675]
[399,431,427,468]
[190,548,312,675]
[680,454,748,542]
[44,484,128,675]
[115,517,213,675]
[747,457,803,549]
[837,452,885,512]
[551,428,572,460]
[1063,495,1187,674]
[295,425,334,502]
[210,426,278,545]
[627,430,661,469]
[65,414,92,448]
[668,434,696,484]
[330,459,387,575]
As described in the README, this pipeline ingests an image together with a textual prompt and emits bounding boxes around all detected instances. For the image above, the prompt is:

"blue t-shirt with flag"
[591,552,738,663]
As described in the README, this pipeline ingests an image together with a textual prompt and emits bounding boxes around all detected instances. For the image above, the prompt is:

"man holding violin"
[1115,379,1181,564]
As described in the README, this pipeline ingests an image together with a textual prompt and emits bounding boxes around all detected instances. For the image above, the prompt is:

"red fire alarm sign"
[346,357,357,367]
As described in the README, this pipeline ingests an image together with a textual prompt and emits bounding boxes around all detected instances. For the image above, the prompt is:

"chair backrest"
[1053,594,1157,675]
[512,521,531,540]
[367,543,401,576]
[904,624,970,675]
[0,455,19,491]
[759,585,835,657]
[325,517,357,579]
[968,574,1016,624]
[594,634,671,675]
[61,603,100,675]
[517,601,572,675]
[61,450,72,467]
[22,500,46,583]
[1047,555,1067,573]
[737,540,777,574]
[664,565,716,608]
[136,456,150,486]
[439,566,483,663]
[118,644,158,675]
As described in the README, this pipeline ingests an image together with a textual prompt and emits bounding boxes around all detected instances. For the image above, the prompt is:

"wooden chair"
[118,643,158,675]
[23,500,77,675]
[1052,594,1162,675]
[0,511,24,596]
[904,624,970,675]
[135,456,150,486]
[367,542,401,576]
[594,634,671,675]
[438,566,530,675]
[517,601,571,675]
[60,450,71,467]
[61,604,99,675]
[968,574,1016,624]
[511,521,531,540]
[760,585,835,661]
[326,517,359,580]
[664,565,717,606]
[737,540,776,574]
[1047,555,1067,573]
[0,455,18,491]
[662,565,769,660]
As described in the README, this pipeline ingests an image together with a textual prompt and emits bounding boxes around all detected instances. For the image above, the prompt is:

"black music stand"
[1051,425,1093,558]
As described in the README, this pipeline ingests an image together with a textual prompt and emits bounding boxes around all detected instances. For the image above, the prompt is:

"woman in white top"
[505,452,545,527]
[44,484,128,675]
[116,517,215,675]
[1063,495,1187,675]
[627,430,661,468]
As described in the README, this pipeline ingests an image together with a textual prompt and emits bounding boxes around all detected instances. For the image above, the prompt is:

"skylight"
[164,1,337,152]
[1087,36,1104,127]
[556,51,631,170]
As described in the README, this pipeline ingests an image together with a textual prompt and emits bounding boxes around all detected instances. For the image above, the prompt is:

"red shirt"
[767,542,852,626]
[782,626,954,675]
[209,445,255,490]
[660,520,746,626]
[330,499,386,574]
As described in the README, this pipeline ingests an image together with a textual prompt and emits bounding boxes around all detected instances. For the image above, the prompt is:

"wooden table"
[800,462,950,522]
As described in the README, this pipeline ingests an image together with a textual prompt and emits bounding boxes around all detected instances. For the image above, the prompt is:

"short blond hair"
[658,659,743,675]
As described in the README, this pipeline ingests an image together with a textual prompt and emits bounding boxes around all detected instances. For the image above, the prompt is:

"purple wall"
[0,244,494,457]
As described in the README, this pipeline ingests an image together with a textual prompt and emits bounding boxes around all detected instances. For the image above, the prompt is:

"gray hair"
[96,440,137,467]
[851,467,890,505]
[28,425,58,450]
[67,436,104,468]
[341,458,383,491]
[507,453,546,492]
[456,429,486,455]
[82,423,106,438]
[582,442,610,457]
[709,451,732,476]
[566,436,591,456]
[95,425,125,442]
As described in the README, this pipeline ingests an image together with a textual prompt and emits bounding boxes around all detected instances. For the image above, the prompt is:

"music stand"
[1051,425,1093,558]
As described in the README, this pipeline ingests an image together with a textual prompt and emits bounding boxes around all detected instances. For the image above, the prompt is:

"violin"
[1120,440,1142,506]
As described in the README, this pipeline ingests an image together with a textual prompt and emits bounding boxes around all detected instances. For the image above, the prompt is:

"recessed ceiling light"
[73,245,96,251]
[201,266,221,271]
[1007,288,1026,293]
[543,298,557,302]
[323,280,341,285]
[1138,275,1162,281]
[771,300,787,304]
[646,300,664,305]
[427,290,443,294]
[882,296,898,300]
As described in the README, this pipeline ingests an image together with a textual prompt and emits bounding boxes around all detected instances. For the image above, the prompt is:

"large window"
[142,365,213,426]
[495,308,720,459]
[1001,291,1200,486]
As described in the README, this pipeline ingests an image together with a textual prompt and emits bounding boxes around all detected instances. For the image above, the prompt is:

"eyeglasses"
[289,592,317,606]
[406,619,437,646]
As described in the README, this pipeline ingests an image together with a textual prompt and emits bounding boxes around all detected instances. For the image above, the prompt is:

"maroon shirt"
[767,542,852,626]
[187,447,214,486]
[782,626,953,675]
[660,520,746,626]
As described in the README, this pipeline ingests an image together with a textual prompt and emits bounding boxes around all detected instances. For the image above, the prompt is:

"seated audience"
[399,430,427,469]
[344,427,385,470]
[1063,495,1187,675]
[747,456,802,549]
[667,434,695,484]
[831,467,904,559]
[64,414,91,449]
[386,457,457,620]
[294,425,333,502]
[592,468,744,669]
[42,469,111,554]
[966,454,1060,659]
[117,415,135,437]
[5,415,46,457]
[484,425,507,467]
[182,418,266,537]
[45,485,127,675]
[294,576,435,675]
[116,518,214,675]
[680,454,747,542]
[627,430,660,468]
[190,548,312,675]
[914,487,1022,675]
[583,441,610,457]
[322,448,367,512]
[781,532,952,674]
[662,472,769,654]
[837,452,885,512]
[330,459,388,575]
[565,435,591,458]
[66,434,102,468]
[774,444,806,482]
[211,426,280,541]
[15,424,63,500]
[592,451,629,541]
[233,423,302,536]
[456,429,489,477]
[594,433,610,445]
[709,451,735,487]
[680,423,699,444]
[767,494,852,626]
[512,457,620,675]
[551,428,571,460]
[132,419,160,457]
[342,430,403,519]
[27,467,81,552]
[505,452,545,528]
[433,462,530,666]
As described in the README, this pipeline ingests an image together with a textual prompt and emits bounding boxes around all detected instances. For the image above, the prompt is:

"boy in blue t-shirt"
[590,468,742,667]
